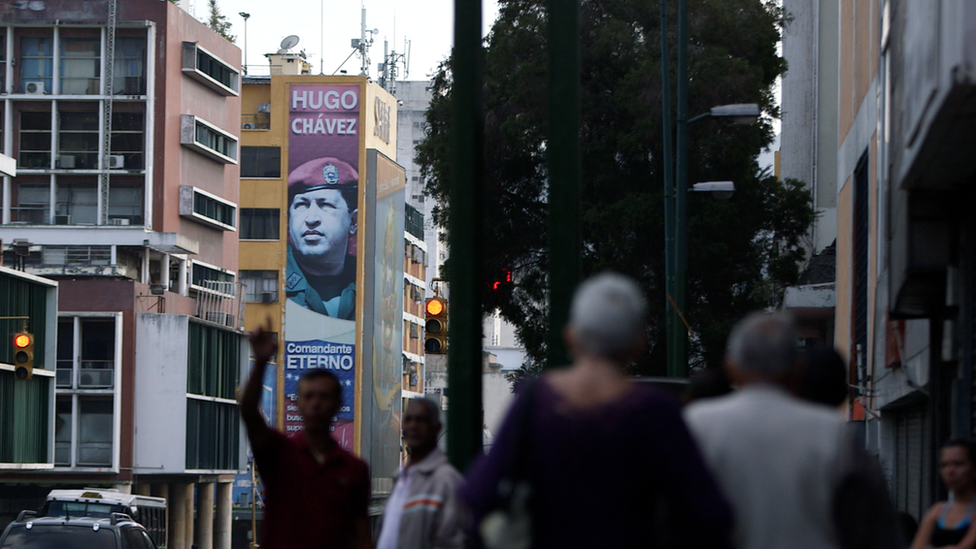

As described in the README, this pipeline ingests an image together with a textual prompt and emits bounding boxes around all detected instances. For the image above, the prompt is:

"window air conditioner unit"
[25,81,46,94]
[54,215,72,225]
[58,155,76,169]
[109,217,130,226]
[260,292,276,303]
[257,103,271,114]
[242,123,257,129]
[108,155,125,169]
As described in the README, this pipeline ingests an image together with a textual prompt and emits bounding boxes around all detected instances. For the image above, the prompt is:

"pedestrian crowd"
[241,272,964,549]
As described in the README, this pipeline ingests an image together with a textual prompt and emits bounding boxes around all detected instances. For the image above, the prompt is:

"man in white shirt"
[377,398,464,549]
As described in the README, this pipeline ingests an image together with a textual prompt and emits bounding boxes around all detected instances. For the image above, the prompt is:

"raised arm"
[239,325,277,455]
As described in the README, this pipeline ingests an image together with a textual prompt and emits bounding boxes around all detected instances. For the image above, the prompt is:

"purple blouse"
[460,377,734,549]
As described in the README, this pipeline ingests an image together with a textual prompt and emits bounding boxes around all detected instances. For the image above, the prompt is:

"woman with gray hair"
[460,273,733,549]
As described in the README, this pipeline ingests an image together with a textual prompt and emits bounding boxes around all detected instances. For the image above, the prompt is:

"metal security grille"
[894,406,933,520]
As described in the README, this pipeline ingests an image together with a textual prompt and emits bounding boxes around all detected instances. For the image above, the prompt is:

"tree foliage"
[416,0,813,376]
[205,0,235,43]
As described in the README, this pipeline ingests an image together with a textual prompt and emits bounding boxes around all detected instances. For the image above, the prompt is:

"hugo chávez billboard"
[283,84,362,450]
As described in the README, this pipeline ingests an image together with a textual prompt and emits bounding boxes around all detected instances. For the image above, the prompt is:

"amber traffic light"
[424,297,448,354]
[13,332,34,380]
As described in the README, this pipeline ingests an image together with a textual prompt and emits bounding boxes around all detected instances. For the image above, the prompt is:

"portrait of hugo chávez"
[286,157,358,320]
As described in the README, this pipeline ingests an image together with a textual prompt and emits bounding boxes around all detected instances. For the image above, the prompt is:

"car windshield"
[1,524,117,549]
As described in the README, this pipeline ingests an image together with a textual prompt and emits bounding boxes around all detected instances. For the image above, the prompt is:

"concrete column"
[195,483,214,549]
[178,256,189,296]
[184,483,195,549]
[112,484,132,494]
[141,247,151,284]
[161,253,171,290]
[169,483,188,549]
[133,483,150,496]
[151,484,170,549]
[214,483,233,549]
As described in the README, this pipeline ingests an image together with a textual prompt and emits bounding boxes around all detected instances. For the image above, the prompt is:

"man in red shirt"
[240,326,371,549]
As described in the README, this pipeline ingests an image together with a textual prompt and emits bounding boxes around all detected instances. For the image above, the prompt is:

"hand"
[249,322,278,364]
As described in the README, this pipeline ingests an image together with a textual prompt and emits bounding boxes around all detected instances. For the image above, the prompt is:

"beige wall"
[364,83,399,160]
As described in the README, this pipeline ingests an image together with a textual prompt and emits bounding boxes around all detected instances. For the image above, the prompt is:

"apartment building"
[0,2,246,548]
[238,56,407,511]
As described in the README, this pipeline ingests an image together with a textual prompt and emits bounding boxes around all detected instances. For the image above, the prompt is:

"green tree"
[417,0,814,377]
[205,0,235,42]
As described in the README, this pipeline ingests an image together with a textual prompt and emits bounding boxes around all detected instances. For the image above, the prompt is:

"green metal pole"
[447,0,485,471]
[660,0,676,377]
[672,0,689,378]
[545,0,582,369]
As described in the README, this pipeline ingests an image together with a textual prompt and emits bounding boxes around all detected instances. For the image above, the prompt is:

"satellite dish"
[279,35,300,53]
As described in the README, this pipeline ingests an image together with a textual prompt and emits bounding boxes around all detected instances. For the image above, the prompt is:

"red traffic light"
[14,334,32,348]
[426,298,445,316]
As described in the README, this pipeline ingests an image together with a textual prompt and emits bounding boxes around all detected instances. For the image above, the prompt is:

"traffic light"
[489,268,514,300]
[13,332,34,380]
[424,297,448,354]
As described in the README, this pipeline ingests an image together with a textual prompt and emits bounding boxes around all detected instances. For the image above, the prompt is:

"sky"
[203,0,499,82]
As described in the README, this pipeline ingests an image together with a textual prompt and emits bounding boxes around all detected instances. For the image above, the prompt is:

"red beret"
[288,157,358,195]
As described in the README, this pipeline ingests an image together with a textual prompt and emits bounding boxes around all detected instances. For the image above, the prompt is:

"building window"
[60,37,100,95]
[853,152,869,390]
[181,42,239,96]
[41,245,111,266]
[113,37,146,95]
[21,35,53,94]
[180,114,238,164]
[191,262,236,287]
[179,185,237,230]
[108,183,143,225]
[55,178,98,225]
[242,270,278,302]
[111,110,146,169]
[55,315,119,469]
[194,191,235,226]
[240,208,279,240]
[240,146,281,178]
[0,31,7,93]
[13,181,50,224]
[186,320,241,471]
[406,203,424,240]
[20,110,52,169]
[58,111,99,169]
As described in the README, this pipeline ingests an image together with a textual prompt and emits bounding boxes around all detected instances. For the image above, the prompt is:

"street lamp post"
[663,0,760,378]
[239,12,250,75]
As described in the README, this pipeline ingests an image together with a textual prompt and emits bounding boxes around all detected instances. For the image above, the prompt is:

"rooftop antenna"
[335,7,377,76]
[379,35,410,94]
[320,0,324,74]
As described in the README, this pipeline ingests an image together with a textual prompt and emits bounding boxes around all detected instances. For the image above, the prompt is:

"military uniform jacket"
[286,247,356,319]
